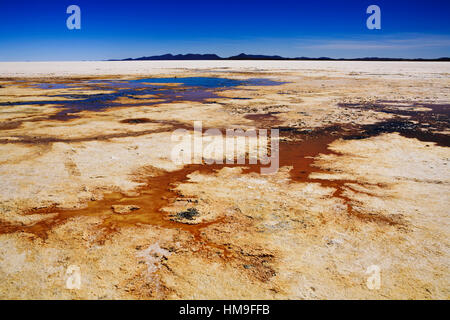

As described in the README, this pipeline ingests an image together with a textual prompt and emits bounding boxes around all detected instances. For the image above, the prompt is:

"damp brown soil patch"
[244,113,283,127]
[120,118,153,124]
[0,121,22,131]
[0,119,194,145]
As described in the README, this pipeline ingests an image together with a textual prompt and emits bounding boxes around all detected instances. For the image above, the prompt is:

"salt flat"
[0,61,448,299]
[1,60,449,79]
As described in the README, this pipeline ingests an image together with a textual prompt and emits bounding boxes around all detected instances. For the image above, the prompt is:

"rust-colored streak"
[0,162,252,257]
[0,119,405,246]
[120,118,153,124]
[273,126,405,226]
[0,121,22,131]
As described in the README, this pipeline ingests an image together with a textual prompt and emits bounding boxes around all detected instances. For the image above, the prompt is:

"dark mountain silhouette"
[227,53,285,60]
[119,53,223,61]
[110,53,450,62]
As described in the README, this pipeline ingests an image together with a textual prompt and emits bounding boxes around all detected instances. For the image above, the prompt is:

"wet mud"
[339,101,450,147]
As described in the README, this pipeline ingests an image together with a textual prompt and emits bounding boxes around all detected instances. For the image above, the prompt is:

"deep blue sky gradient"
[0,0,449,61]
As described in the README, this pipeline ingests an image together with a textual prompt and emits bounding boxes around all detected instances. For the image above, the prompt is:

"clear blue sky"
[0,0,449,61]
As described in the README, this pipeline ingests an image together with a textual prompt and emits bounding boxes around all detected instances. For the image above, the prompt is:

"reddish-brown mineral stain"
[0,111,415,251]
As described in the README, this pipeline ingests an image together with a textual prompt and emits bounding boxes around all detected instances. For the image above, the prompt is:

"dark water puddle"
[1,77,285,122]
[32,77,284,90]
[132,77,284,88]
[33,83,72,89]
[339,101,450,147]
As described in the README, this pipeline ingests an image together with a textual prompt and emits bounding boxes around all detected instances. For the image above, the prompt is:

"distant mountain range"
[110,53,450,62]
